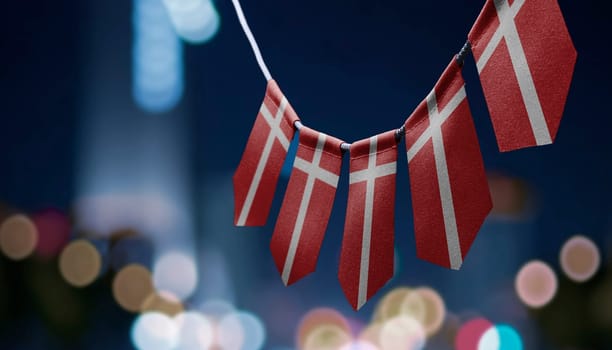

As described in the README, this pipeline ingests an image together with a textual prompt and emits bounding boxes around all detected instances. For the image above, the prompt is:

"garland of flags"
[231,0,577,310]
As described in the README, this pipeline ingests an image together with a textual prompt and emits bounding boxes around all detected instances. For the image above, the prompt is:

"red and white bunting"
[339,131,397,310]
[270,127,344,285]
[405,60,492,270]
[469,0,577,152]
[233,80,300,226]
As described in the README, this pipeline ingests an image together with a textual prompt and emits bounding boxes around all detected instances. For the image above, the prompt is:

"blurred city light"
[297,308,350,349]
[479,324,523,350]
[487,174,533,220]
[200,298,236,320]
[478,325,500,350]
[58,239,102,287]
[174,311,214,349]
[373,287,416,323]
[302,324,352,350]
[515,260,558,308]
[495,324,523,350]
[141,290,184,316]
[379,315,426,350]
[153,250,198,301]
[340,340,379,350]
[358,323,383,347]
[131,312,179,350]
[221,311,266,350]
[32,209,71,259]
[406,287,446,337]
[455,318,494,350]
[113,263,155,312]
[163,0,220,44]
[217,311,246,350]
[0,214,38,260]
[560,235,600,282]
[133,0,184,113]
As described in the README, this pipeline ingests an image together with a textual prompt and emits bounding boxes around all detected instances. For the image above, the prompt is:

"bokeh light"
[33,209,71,259]
[238,311,267,350]
[141,290,184,316]
[217,311,246,350]
[405,287,446,337]
[132,312,178,350]
[379,315,426,350]
[200,299,235,320]
[0,214,38,260]
[455,318,494,350]
[515,260,558,308]
[340,340,380,350]
[373,287,417,323]
[479,324,523,350]
[302,324,352,350]
[113,264,155,312]
[59,239,102,287]
[133,0,184,113]
[174,311,214,350]
[163,0,220,44]
[487,174,532,219]
[153,251,198,301]
[297,308,350,349]
[358,323,383,347]
[560,235,600,282]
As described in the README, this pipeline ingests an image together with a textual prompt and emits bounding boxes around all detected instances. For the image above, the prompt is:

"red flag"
[405,59,492,270]
[233,80,300,226]
[468,0,576,152]
[339,131,397,310]
[270,127,344,285]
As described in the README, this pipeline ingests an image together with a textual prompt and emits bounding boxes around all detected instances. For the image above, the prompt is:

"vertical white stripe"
[427,93,463,270]
[357,137,377,309]
[477,0,551,146]
[236,98,289,226]
[493,0,552,145]
[476,0,526,72]
[406,87,467,162]
[281,133,327,285]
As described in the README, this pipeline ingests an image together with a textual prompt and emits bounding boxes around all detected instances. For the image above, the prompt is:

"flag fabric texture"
[233,80,300,226]
[405,59,492,270]
[339,131,398,310]
[468,0,577,152]
[270,127,344,286]
[231,0,577,310]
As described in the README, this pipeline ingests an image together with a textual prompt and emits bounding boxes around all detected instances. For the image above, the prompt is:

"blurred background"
[0,0,610,349]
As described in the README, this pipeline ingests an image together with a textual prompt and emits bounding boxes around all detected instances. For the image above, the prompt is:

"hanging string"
[232,2,472,153]
[231,0,273,81]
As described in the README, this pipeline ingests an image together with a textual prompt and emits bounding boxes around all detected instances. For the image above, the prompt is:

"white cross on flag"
[405,60,492,270]
[339,131,397,310]
[469,0,576,152]
[270,127,344,286]
[233,80,300,226]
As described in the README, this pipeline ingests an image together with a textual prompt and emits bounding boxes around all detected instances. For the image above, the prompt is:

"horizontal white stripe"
[293,158,339,187]
[476,0,526,72]
[407,87,467,162]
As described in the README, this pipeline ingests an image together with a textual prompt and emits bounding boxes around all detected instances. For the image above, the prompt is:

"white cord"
[231,0,273,81]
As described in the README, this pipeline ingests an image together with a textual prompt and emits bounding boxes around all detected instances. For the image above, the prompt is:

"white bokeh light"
[478,326,500,350]
[131,312,179,350]
[174,311,214,350]
[153,251,198,301]
[163,0,220,43]
[133,0,184,113]
[217,311,246,350]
